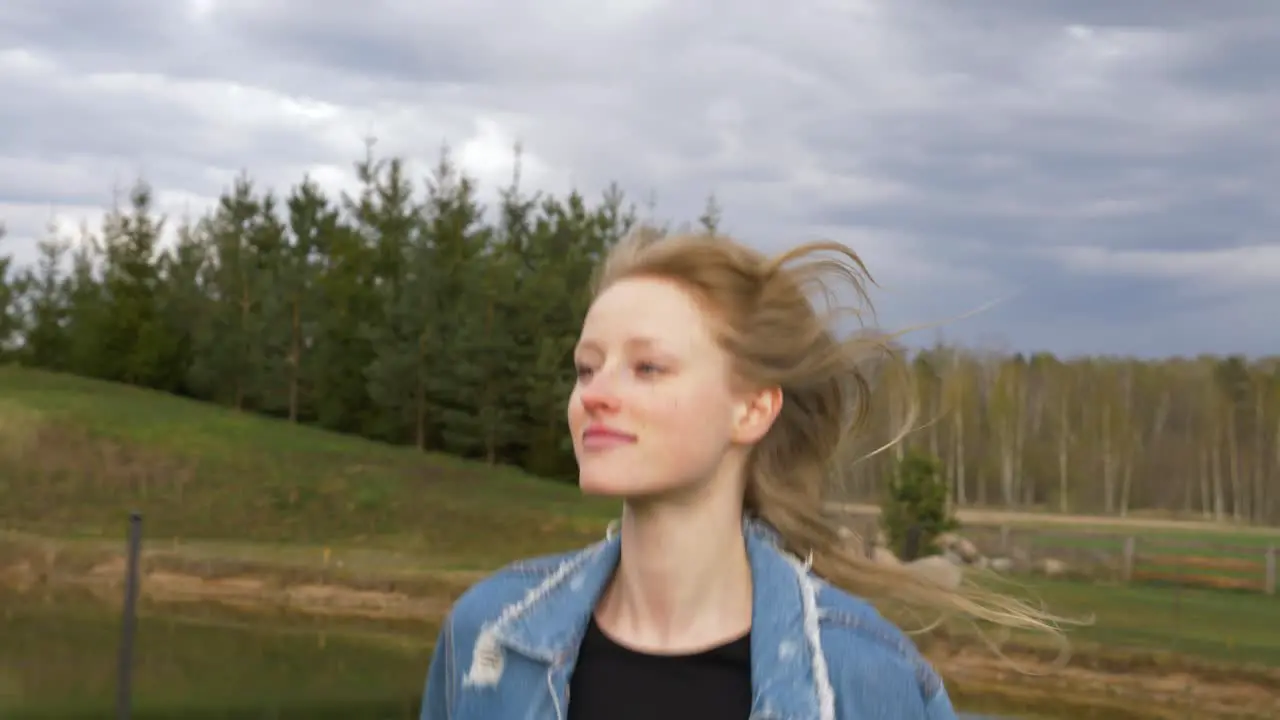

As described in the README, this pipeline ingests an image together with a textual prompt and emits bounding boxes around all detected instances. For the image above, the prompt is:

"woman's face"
[568,276,744,500]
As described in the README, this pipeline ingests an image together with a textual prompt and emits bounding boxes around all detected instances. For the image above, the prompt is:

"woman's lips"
[582,426,637,450]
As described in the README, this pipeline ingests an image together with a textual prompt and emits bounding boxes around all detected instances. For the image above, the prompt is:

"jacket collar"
[479,516,834,720]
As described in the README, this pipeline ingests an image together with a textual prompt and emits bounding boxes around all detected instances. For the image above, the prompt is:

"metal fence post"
[1122,535,1137,582]
[116,512,143,720]
[1265,545,1276,596]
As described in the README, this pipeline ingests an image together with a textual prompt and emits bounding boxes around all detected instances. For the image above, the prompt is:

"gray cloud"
[1,0,1276,357]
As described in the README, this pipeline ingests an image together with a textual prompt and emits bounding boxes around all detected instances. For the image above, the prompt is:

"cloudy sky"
[1,0,1276,358]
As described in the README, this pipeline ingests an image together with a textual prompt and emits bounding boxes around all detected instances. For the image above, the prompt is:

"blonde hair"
[593,230,1076,662]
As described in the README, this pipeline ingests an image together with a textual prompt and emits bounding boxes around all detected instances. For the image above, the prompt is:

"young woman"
[419,232,1060,720]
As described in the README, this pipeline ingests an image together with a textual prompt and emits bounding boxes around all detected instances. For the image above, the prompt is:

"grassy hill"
[0,365,617,567]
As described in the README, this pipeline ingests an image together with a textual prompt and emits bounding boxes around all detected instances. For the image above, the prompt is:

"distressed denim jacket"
[419,518,959,720]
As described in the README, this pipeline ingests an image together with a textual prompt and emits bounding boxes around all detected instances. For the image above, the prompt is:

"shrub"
[879,449,958,560]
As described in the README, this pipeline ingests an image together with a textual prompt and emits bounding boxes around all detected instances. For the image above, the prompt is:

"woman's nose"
[579,370,622,412]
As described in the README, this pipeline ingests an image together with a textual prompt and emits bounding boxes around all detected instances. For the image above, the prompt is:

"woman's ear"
[732,385,783,445]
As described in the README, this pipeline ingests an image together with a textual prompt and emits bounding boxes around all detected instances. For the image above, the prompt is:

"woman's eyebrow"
[577,336,663,354]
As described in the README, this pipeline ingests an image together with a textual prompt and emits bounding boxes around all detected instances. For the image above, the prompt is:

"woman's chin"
[577,475,635,498]
[578,471,688,502]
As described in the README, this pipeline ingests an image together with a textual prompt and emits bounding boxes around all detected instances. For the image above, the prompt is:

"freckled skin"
[568,277,740,500]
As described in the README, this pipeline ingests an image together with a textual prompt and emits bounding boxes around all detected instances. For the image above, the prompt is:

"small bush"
[879,449,958,560]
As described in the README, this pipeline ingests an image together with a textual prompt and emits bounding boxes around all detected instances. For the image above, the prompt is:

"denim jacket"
[419,518,959,720]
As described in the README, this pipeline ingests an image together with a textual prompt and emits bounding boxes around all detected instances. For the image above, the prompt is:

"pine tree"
[154,216,211,397]
[697,193,723,235]
[98,180,168,386]
[19,224,71,369]
[0,222,27,361]
[195,176,254,407]
[62,224,106,378]
[278,176,335,422]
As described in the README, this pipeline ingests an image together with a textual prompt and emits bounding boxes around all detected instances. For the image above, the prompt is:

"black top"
[567,616,753,720]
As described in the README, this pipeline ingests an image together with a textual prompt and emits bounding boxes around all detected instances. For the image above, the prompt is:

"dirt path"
[827,503,1280,536]
[0,532,482,622]
[934,640,1280,719]
[2,553,475,622]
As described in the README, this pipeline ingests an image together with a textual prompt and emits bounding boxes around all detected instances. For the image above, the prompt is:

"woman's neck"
[595,495,753,654]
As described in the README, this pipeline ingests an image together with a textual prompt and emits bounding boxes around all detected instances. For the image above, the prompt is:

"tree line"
[867,348,1280,525]
[0,143,1276,524]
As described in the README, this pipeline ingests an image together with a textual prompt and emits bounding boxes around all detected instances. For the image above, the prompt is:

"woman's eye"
[575,364,594,380]
[636,362,663,377]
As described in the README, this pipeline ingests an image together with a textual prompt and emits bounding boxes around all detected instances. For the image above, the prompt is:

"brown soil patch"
[929,639,1280,719]
[0,559,37,593]
[3,555,457,622]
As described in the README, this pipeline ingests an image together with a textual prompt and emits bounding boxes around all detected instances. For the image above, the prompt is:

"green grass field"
[2,365,1278,675]
[0,365,617,567]
[982,576,1280,667]
[1021,529,1277,593]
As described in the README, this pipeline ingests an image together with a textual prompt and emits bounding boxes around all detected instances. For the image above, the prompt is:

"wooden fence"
[829,512,1278,595]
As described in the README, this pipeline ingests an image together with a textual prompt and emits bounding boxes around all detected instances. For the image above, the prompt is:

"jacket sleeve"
[923,686,959,720]
[419,620,454,720]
